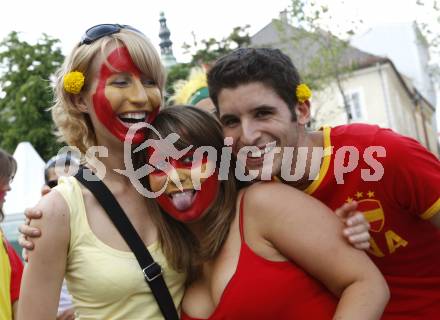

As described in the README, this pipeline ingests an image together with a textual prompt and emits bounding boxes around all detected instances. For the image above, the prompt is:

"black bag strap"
[74,165,179,320]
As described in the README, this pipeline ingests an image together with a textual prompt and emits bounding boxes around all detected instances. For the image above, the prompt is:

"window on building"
[345,91,364,121]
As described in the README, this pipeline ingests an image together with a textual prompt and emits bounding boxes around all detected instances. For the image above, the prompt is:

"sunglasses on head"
[79,24,144,46]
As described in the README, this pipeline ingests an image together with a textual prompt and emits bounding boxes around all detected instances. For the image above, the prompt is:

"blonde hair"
[52,29,166,154]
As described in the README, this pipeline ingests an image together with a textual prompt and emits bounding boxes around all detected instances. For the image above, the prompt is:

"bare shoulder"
[29,188,70,241]
[35,188,69,219]
[245,181,306,200]
[244,182,327,213]
[241,182,334,231]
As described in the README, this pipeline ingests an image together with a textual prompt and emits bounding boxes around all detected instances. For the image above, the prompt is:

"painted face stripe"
[92,46,160,143]
[148,149,209,175]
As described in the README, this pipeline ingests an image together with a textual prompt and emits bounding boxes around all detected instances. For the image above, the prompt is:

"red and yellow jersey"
[5,238,23,304]
[307,124,440,319]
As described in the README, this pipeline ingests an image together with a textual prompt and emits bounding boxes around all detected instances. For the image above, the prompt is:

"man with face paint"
[17,25,185,320]
[146,106,389,320]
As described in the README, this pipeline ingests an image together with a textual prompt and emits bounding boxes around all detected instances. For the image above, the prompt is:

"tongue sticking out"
[170,190,195,211]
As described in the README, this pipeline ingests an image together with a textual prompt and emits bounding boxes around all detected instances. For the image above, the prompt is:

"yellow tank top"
[0,229,12,320]
[56,176,185,320]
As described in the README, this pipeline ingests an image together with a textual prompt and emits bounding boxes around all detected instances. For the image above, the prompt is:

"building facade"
[250,17,439,156]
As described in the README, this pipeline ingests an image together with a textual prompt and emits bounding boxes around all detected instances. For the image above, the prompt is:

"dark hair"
[146,106,237,282]
[44,153,78,184]
[0,148,17,222]
[208,48,301,119]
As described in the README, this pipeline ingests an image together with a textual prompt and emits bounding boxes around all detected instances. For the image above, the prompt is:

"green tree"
[183,25,251,65]
[415,0,440,82]
[275,0,364,126]
[165,62,192,98]
[165,26,251,101]
[0,31,64,160]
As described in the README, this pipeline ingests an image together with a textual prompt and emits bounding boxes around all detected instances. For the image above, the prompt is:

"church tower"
[159,12,177,68]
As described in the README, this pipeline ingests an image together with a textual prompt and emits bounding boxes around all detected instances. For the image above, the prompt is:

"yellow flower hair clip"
[63,71,85,94]
[296,83,312,103]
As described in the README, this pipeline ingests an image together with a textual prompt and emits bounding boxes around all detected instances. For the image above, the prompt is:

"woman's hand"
[18,185,53,259]
[335,201,371,250]
[18,207,43,261]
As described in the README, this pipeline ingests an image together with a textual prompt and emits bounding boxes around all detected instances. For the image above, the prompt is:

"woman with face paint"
[146,106,389,320]
[17,25,186,320]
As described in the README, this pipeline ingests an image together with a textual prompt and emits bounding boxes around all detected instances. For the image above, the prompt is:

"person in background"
[169,67,215,113]
[43,153,79,320]
[0,148,24,320]
[42,153,79,194]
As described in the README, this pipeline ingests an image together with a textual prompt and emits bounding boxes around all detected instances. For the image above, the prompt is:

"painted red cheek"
[156,172,220,222]
[92,46,146,143]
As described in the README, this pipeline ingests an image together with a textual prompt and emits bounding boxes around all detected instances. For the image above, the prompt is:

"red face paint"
[148,149,208,175]
[156,172,219,223]
[92,47,160,144]
[148,148,219,222]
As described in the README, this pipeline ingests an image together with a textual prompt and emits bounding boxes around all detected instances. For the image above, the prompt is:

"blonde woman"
[17,25,186,320]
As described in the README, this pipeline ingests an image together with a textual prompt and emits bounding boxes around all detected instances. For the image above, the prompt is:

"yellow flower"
[63,71,85,94]
[296,83,312,103]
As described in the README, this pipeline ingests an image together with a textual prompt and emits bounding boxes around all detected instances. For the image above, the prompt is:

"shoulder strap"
[238,191,246,243]
[74,166,179,320]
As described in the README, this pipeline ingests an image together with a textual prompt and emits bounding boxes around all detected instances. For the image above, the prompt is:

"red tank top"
[181,193,338,320]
